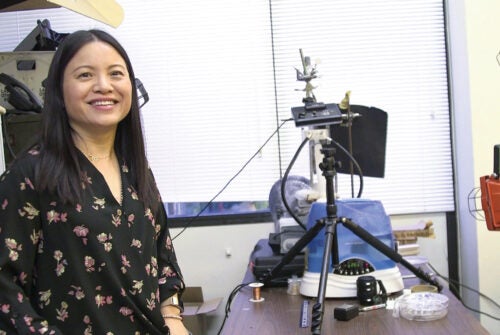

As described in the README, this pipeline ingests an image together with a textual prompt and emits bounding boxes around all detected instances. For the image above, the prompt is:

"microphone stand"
[259,138,442,335]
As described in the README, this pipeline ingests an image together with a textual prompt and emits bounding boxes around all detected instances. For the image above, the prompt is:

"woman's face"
[62,41,132,135]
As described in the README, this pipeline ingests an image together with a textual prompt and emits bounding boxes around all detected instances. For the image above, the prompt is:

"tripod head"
[318,140,338,178]
[317,140,340,221]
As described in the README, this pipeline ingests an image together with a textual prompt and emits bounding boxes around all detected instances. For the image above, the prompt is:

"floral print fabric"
[0,149,184,334]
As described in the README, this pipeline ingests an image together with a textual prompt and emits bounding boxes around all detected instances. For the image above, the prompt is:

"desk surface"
[220,270,489,335]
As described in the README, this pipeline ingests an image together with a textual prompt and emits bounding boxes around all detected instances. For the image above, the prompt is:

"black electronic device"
[249,239,304,286]
[291,102,342,127]
[333,304,359,321]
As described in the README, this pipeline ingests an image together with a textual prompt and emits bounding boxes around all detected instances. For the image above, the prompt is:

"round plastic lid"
[398,292,449,321]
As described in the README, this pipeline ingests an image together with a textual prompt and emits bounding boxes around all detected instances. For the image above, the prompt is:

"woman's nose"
[93,75,113,93]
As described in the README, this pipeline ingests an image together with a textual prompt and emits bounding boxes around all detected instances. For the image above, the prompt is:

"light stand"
[259,137,443,335]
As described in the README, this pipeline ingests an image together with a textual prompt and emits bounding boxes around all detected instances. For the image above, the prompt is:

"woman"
[0,30,189,335]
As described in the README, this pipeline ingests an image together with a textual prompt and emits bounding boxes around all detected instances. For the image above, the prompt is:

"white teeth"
[93,100,115,106]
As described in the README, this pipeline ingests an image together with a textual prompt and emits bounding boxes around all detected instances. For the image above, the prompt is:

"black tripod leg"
[311,218,336,335]
[341,217,443,291]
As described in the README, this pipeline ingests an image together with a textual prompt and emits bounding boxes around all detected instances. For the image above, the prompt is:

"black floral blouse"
[0,149,184,335]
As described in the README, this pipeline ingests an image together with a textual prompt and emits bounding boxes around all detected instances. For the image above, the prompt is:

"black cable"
[216,282,252,335]
[427,262,500,321]
[280,135,310,230]
[329,138,364,198]
[172,118,293,240]
[280,134,365,230]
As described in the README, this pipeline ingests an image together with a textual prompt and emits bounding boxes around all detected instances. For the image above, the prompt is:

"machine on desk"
[249,238,305,286]
[252,198,405,297]
[300,198,404,298]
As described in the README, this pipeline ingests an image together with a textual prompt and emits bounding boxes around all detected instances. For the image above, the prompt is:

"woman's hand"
[164,317,190,335]
[162,304,190,335]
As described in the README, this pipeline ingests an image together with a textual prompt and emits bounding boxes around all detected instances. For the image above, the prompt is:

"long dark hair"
[36,29,159,211]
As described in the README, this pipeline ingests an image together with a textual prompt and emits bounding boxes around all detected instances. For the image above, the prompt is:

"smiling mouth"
[91,100,117,106]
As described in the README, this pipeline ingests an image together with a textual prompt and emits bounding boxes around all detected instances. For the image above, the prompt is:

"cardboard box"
[182,287,222,335]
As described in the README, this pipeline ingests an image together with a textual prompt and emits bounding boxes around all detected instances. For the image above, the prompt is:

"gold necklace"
[87,152,111,162]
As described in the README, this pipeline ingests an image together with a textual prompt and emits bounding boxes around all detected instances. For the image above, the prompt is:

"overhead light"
[0,0,124,28]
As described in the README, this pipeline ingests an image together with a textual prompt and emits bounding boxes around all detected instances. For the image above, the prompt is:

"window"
[0,0,453,225]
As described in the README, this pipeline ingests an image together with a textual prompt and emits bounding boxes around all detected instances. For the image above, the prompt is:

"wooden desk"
[220,269,489,335]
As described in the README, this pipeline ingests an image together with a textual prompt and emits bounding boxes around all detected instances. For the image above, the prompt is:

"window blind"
[0,0,453,215]
[270,0,453,214]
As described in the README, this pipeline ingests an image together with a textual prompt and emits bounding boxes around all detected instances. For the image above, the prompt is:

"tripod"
[260,139,442,335]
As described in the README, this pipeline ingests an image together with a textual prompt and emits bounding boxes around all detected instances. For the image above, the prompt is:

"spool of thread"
[249,282,264,302]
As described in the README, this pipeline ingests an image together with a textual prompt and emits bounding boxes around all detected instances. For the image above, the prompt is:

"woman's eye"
[111,70,125,77]
[77,72,92,79]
